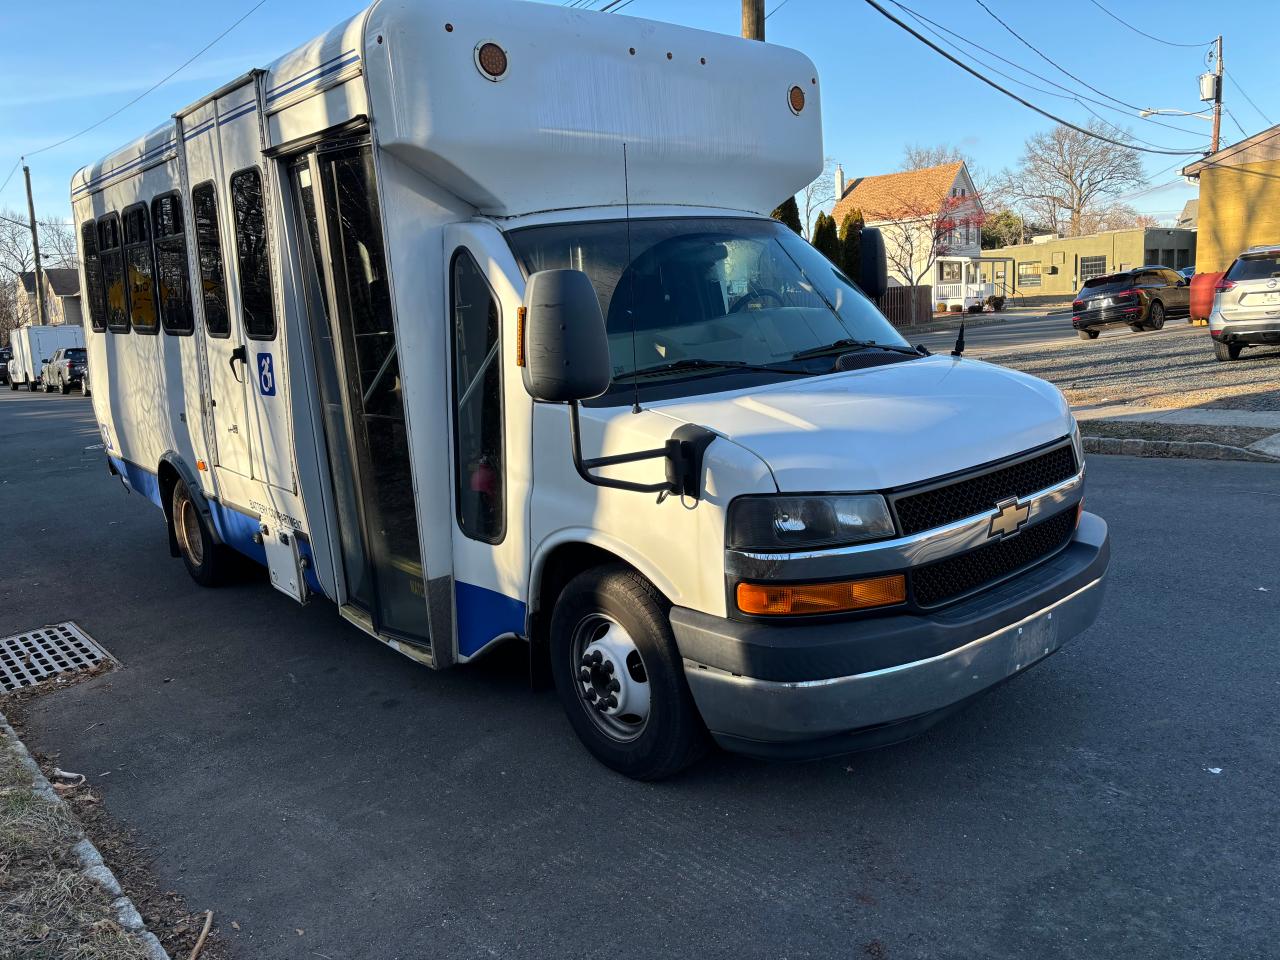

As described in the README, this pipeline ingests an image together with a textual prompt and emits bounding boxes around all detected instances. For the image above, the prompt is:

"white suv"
[1209,246,1280,361]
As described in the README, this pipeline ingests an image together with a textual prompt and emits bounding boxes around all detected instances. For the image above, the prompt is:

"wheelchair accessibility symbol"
[257,353,276,397]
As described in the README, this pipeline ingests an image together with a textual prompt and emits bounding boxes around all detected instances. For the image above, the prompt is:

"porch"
[934,257,993,310]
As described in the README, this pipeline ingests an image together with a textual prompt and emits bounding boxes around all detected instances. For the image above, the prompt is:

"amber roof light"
[788,85,805,115]
[476,42,508,81]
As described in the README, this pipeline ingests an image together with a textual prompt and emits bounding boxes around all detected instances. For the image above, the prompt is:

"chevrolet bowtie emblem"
[989,497,1030,539]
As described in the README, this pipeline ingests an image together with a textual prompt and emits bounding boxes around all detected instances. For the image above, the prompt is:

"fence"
[876,285,933,328]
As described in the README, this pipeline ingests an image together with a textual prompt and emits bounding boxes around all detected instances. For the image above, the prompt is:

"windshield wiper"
[791,338,923,361]
[618,358,812,380]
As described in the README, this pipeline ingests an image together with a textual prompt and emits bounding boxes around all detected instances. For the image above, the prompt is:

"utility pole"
[742,0,764,40]
[22,164,49,327]
[1210,35,1223,155]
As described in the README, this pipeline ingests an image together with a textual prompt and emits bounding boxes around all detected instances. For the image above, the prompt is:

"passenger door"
[285,138,432,646]
[1161,269,1191,317]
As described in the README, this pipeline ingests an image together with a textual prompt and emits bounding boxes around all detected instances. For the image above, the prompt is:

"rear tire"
[550,564,709,780]
[1213,340,1243,362]
[1078,329,1100,340]
[59,377,70,395]
[1146,301,1165,330]
[28,379,39,392]
[8,380,15,391]
[172,479,228,587]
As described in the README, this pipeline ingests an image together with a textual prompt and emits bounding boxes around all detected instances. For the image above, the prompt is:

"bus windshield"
[506,216,911,404]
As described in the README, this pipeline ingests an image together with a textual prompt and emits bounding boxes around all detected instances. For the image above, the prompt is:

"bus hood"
[649,356,1074,492]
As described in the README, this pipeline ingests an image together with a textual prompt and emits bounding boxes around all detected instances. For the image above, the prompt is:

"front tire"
[59,376,70,395]
[1213,340,1243,362]
[171,479,228,587]
[1078,329,1100,340]
[550,565,709,780]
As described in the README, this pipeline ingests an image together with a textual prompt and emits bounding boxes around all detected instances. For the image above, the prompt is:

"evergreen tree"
[812,212,840,263]
[770,196,803,235]
[839,208,865,280]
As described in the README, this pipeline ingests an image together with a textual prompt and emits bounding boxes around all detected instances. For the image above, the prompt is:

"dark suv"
[1072,266,1190,340]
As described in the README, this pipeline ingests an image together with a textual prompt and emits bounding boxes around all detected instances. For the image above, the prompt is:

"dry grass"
[1081,420,1278,449]
[0,734,152,960]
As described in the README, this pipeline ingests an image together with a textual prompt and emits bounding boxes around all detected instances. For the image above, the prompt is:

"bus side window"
[81,220,106,331]
[191,182,229,337]
[152,193,193,335]
[450,248,505,544]
[98,213,130,333]
[123,204,158,334]
[229,167,276,340]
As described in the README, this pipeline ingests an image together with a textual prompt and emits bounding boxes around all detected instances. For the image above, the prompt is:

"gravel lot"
[978,324,1280,411]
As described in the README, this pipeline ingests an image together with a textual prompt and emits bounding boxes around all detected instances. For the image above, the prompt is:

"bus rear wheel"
[171,479,228,587]
[550,564,708,780]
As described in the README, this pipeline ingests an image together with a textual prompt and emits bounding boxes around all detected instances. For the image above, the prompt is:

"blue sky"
[2,0,1276,228]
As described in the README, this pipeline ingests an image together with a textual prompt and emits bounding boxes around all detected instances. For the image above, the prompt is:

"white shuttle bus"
[73,0,1108,779]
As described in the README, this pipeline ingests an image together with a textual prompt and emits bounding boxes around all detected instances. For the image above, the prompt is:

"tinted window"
[191,183,229,337]
[451,249,505,543]
[66,348,86,359]
[229,168,275,339]
[152,193,193,334]
[81,220,106,331]
[123,205,157,333]
[1081,273,1137,295]
[98,214,129,332]
[1226,254,1280,282]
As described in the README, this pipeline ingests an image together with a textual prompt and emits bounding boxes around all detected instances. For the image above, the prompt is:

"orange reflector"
[516,306,527,367]
[196,459,208,472]
[737,575,906,616]
[788,85,806,115]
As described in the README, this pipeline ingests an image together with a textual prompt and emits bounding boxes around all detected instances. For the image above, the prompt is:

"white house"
[832,161,991,310]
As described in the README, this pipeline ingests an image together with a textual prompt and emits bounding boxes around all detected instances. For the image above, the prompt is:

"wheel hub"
[573,616,650,739]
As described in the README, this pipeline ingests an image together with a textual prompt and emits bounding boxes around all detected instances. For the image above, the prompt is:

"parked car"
[1179,265,1195,281]
[0,347,10,385]
[1072,265,1191,339]
[1209,245,1280,361]
[42,347,87,394]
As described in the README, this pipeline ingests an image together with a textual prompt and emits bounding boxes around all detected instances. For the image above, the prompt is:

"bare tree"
[38,219,79,269]
[877,190,977,325]
[799,156,838,240]
[901,143,992,199]
[996,121,1145,237]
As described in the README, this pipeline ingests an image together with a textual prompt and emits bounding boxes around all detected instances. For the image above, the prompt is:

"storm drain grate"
[0,622,115,693]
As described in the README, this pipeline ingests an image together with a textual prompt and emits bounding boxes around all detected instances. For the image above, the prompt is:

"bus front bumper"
[671,512,1109,760]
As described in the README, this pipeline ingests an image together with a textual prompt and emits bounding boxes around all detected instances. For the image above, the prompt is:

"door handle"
[229,345,247,383]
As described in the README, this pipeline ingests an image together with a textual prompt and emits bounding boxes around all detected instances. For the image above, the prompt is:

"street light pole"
[742,0,764,40]
[1210,35,1223,155]
[22,164,49,328]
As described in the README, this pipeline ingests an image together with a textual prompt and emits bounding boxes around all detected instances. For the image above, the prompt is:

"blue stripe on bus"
[454,581,527,657]
[266,48,358,94]
[73,139,176,196]
[265,54,361,103]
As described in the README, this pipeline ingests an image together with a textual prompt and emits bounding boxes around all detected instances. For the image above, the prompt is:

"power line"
[1085,0,1214,49]
[892,2,1207,150]
[1223,106,1249,140]
[861,0,1207,156]
[973,0,1167,116]
[19,0,269,161]
[0,161,19,196]
[766,0,793,19]
[1224,67,1274,128]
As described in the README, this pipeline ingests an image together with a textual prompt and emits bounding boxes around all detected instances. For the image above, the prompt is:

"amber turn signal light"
[736,574,906,616]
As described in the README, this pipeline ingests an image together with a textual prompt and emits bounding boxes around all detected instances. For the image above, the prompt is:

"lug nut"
[590,650,603,665]
[609,679,620,693]
[606,695,618,709]
[587,689,598,701]
[580,654,592,668]
[579,668,591,682]
[595,700,608,712]
[603,661,615,675]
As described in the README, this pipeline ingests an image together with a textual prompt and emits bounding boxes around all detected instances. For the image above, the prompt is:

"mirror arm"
[569,402,676,494]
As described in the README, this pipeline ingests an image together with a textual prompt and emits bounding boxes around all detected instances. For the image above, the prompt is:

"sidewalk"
[1074,402,1280,460]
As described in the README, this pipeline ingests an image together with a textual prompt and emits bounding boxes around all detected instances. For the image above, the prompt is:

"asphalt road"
[2,390,1278,960]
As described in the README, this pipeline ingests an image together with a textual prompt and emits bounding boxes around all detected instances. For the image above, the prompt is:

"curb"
[901,314,1008,336]
[1083,435,1280,463]
[0,709,172,960]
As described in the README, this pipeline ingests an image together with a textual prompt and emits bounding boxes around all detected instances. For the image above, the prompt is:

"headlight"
[727,494,895,551]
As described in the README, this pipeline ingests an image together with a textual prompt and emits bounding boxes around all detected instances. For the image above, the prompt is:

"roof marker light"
[788,85,805,115]
[475,42,508,81]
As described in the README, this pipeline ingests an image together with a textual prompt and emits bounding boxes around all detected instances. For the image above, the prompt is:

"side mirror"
[521,269,611,403]
[858,227,889,300]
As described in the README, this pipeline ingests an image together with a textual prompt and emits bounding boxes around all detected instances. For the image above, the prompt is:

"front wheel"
[1213,340,1243,362]
[59,377,70,395]
[550,565,708,780]
[1146,301,1165,330]
[1078,329,1100,340]
[172,479,228,587]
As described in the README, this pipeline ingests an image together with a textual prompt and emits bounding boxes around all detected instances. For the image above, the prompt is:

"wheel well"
[528,542,634,684]
[157,460,181,523]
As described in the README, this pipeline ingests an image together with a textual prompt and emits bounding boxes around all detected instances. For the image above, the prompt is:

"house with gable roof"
[832,161,992,311]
